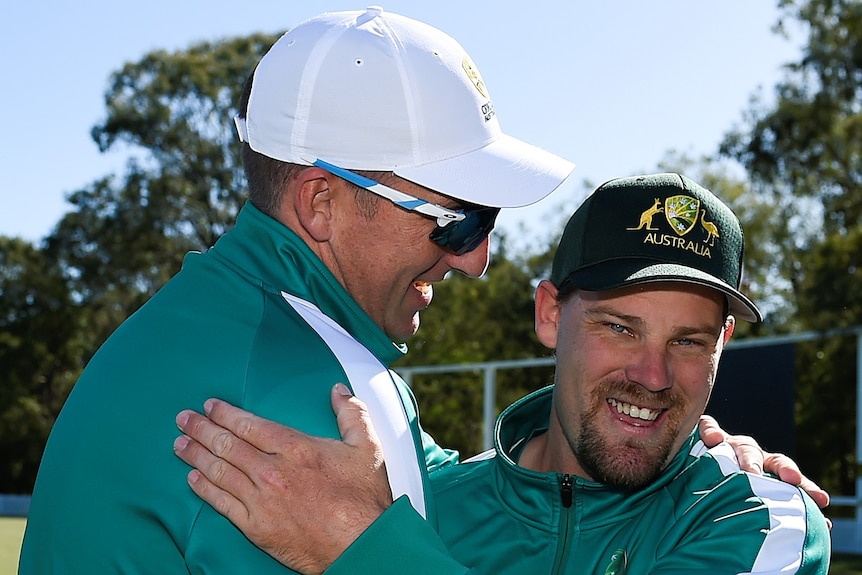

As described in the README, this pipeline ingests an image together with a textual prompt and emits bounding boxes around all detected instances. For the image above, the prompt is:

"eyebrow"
[583,306,724,338]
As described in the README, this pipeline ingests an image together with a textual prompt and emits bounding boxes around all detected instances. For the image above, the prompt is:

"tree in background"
[720,0,862,495]
[0,238,83,492]
[46,32,281,348]
[0,33,279,492]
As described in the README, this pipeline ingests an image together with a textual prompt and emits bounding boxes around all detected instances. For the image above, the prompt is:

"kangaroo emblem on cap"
[626,199,663,231]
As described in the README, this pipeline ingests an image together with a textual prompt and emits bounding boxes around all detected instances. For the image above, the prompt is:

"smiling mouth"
[607,398,662,422]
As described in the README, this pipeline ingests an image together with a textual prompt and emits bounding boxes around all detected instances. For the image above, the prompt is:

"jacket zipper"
[561,473,573,508]
[552,474,575,573]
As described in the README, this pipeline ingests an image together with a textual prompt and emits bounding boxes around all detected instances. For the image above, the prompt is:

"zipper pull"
[560,473,573,508]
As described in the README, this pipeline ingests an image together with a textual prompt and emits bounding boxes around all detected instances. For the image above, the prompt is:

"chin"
[388,313,421,342]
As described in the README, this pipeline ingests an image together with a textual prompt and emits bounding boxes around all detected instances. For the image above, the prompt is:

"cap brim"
[394,134,575,208]
[568,260,763,323]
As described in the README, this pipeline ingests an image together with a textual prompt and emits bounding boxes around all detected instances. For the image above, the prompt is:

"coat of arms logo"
[663,195,700,236]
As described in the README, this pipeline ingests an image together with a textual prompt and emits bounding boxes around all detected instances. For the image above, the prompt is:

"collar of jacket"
[491,386,700,528]
[206,201,407,366]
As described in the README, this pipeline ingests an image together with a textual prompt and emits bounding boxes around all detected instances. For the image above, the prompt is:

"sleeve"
[325,496,475,575]
[650,474,831,574]
[421,427,460,472]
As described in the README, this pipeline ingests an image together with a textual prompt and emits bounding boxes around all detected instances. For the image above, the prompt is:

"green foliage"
[720,0,862,493]
[792,230,861,495]
[795,337,857,494]
[49,33,281,313]
[0,33,280,491]
[0,238,83,492]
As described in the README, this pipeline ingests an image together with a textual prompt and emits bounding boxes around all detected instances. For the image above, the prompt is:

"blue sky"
[1,1,803,244]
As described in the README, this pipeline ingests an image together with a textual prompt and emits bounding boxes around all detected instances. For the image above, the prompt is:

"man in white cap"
[20,7,573,574]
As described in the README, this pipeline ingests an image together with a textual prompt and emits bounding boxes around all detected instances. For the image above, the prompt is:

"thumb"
[331,383,382,450]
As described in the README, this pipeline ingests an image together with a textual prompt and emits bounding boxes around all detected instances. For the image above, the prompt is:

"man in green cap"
[175,173,831,574]
[428,172,830,573]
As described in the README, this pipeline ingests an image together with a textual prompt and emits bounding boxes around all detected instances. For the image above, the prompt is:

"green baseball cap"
[550,173,762,323]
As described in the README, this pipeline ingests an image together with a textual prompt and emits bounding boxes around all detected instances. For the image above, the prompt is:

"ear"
[535,279,562,349]
[293,168,336,242]
[721,315,736,346]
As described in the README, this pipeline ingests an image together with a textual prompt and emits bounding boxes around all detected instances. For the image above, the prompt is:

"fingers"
[187,466,251,528]
[763,452,831,510]
[176,407,265,468]
[173,433,253,531]
[331,383,381,451]
[697,415,728,447]
[727,435,764,475]
[698,416,766,474]
[204,398,299,454]
[762,452,802,485]
[173,411,258,496]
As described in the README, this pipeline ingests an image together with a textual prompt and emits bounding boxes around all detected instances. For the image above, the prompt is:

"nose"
[625,343,672,392]
[445,235,491,278]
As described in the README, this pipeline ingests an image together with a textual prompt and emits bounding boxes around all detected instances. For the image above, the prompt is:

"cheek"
[672,363,716,418]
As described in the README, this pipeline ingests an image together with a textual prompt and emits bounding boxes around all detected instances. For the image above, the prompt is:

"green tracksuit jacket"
[432,386,831,574]
[19,203,469,574]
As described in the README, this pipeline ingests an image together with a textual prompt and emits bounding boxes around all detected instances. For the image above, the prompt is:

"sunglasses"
[306,158,500,255]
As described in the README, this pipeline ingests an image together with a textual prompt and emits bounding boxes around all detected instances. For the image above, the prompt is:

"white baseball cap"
[234,6,575,208]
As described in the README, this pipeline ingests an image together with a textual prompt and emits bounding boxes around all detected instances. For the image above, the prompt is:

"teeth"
[608,399,659,421]
[414,281,431,295]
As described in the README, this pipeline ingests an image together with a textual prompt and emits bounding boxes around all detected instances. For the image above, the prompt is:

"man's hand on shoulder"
[174,383,393,574]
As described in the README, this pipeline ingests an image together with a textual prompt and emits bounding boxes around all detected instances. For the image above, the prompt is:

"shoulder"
[655,442,831,573]
[430,449,496,495]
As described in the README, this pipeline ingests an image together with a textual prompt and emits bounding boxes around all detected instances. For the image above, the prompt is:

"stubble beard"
[568,379,686,490]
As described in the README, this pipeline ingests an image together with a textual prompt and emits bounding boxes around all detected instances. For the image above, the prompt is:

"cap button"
[356,6,383,25]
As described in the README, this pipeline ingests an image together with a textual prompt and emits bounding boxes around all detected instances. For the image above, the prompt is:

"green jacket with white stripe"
[431,386,831,575]
[20,202,468,574]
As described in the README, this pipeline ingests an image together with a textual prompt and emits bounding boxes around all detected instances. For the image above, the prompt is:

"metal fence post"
[856,330,862,550]
[483,367,497,451]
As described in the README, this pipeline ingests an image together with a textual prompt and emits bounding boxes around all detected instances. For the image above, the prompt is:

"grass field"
[0,518,24,575]
[2,515,861,573]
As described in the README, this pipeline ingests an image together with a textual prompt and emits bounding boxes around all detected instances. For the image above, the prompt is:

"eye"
[607,323,631,335]
[674,337,711,349]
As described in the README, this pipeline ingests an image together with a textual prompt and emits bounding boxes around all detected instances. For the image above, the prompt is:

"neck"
[517,426,592,479]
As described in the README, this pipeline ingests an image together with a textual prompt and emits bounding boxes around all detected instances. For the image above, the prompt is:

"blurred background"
[1,0,860,568]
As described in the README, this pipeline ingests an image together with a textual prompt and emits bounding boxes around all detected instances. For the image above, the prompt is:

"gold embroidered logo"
[626,198,663,231]
[627,195,716,259]
[603,548,628,575]
[664,195,700,236]
[462,55,489,98]
[699,209,720,247]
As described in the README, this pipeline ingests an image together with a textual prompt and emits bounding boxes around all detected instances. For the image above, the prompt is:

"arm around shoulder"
[325,496,473,575]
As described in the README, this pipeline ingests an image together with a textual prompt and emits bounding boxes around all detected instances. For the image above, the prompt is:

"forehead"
[575,282,726,318]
